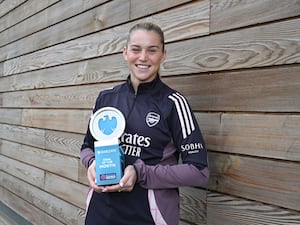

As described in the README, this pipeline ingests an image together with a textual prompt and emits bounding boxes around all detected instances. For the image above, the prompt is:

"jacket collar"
[126,74,161,95]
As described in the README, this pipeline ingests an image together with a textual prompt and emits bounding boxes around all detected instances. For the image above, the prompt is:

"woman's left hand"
[101,165,137,192]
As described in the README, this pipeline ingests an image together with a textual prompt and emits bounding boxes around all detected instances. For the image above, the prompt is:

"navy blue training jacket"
[80,75,209,225]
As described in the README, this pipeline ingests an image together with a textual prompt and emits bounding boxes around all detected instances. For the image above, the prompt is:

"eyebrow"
[130,44,160,49]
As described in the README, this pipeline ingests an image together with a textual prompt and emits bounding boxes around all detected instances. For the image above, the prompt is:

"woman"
[80,22,209,225]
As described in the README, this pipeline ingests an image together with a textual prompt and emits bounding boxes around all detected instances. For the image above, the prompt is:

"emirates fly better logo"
[146,112,160,127]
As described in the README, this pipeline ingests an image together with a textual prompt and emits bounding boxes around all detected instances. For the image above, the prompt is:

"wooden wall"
[0,0,299,224]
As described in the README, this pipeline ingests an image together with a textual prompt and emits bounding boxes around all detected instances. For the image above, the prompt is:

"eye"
[148,48,158,54]
[130,47,141,53]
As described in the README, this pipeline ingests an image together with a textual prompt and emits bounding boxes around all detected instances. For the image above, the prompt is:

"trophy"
[89,107,125,186]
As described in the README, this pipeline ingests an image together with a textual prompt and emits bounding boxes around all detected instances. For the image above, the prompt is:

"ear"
[123,47,128,61]
[161,49,167,62]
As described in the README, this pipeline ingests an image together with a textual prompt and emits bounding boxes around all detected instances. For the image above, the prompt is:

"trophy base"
[94,140,124,186]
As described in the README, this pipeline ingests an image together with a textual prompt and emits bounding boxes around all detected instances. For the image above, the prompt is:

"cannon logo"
[146,112,160,127]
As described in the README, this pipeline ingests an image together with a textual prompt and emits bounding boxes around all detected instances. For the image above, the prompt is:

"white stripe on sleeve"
[168,92,195,139]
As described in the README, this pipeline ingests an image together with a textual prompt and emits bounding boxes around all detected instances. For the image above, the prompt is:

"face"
[123,29,166,91]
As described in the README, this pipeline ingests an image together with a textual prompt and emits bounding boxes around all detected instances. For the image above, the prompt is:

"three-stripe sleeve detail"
[168,92,195,139]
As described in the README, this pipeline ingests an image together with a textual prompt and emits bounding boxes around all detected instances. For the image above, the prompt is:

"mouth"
[136,64,150,69]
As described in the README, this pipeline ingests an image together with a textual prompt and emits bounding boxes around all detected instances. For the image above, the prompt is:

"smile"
[136,64,150,69]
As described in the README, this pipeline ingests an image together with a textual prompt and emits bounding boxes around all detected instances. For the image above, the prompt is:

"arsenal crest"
[146,112,160,127]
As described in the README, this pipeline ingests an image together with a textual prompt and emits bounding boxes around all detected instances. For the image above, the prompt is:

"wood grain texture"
[0,108,22,125]
[164,65,300,112]
[2,0,209,74]
[130,0,192,19]
[207,191,300,225]
[196,113,300,162]
[0,123,83,157]
[1,172,85,225]
[0,54,128,92]
[45,130,84,157]
[1,82,118,109]
[1,139,79,181]
[0,0,60,35]
[211,0,300,33]
[45,172,87,209]
[208,152,300,211]
[0,0,108,47]
[0,123,45,148]
[2,110,299,163]
[1,1,299,224]
[0,0,130,63]
[162,18,300,75]
[22,108,91,133]
[1,186,64,225]
[0,154,45,188]
[179,187,207,225]
[0,0,27,19]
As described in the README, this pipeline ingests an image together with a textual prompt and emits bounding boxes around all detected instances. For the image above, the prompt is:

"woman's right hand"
[87,160,103,192]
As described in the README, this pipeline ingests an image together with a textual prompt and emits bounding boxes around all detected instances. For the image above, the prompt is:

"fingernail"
[119,182,124,187]
[102,188,107,192]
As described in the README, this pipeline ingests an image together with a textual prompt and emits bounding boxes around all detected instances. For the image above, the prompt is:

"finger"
[119,165,137,189]
[102,184,122,192]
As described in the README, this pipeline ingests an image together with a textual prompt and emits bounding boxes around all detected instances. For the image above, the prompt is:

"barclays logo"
[89,107,125,141]
[98,115,117,135]
[146,112,160,127]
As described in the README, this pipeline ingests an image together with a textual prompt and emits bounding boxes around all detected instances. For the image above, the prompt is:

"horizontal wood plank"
[0,54,129,92]
[0,0,130,63]
[0,124,83,157]
[0,139,80,181]
[0,0,60,35]
[1,1,299,224]
[0,154,45,188]
[179,187,207,225]
[2,65,299,112]
[0,0,109,47]
[2,110,299,162]
[162,18,300,75]
[1,82,116,109]
[0,54,127,92]
[138,0,209,42]
[0,0,27,19]
[2,0,210,74]
[22,108,91,134]
[1,185,64,225]
[45,130,84,157]
[130,0,192,19]
[207,191,300,225]
[45,172,87,209]
[1,172,85,224]
[0,108,22,125]
[165,65,300,112]
[208,152,300,211]
[197,113,300,161]
[211,0,300,33]
[0,124,45,148]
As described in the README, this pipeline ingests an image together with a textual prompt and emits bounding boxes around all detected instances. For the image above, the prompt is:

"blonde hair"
[127,22,165,51]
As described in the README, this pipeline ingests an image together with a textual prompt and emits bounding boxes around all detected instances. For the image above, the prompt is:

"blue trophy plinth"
[89,107,125,186]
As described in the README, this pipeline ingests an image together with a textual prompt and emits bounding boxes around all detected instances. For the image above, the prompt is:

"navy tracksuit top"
[81,75,209,225]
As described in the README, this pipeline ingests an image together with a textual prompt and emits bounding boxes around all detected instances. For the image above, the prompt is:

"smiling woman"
[80,22,209,225]
[123,23,166,93]
[1,1,299,224]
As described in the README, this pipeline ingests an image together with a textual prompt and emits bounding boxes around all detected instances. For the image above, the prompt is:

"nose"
[139,50,148,61]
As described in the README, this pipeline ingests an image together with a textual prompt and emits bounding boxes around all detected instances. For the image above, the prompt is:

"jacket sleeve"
[134,159,209,189]
[134,92,209,189]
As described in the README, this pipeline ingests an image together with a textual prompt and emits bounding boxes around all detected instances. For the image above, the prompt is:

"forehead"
[128,29,162,47]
